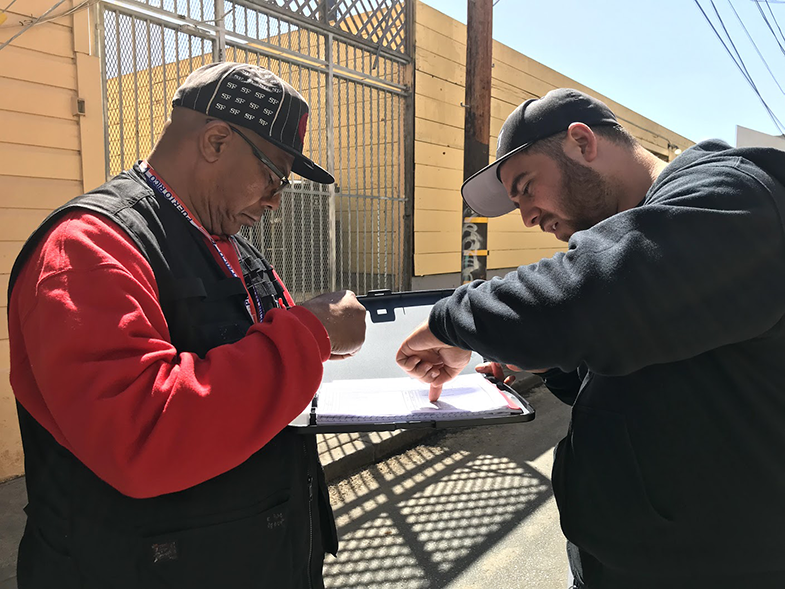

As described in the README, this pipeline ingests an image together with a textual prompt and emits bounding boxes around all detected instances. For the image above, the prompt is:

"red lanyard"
[138,161,261,322]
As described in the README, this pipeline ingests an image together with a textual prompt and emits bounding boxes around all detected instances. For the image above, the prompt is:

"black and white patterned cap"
[172,62,334,184]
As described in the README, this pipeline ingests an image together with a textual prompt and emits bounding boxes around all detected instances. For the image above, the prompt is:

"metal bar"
[376,86,382,288]
[161,23,167,120]
[382,87,389,286]
[334,64,410,94]
[327,63,407,94]
[326,33,337,292]
[98,6,112,180]
[402,69,413,290]
[174,25,180,83]
[214,0,225,61]
[115,12,126,171]
[336,76,344,290]
[353,81,359,291]
[132,17,141,161]
[187,24,194,73]
[147,18,154,151]
[363,85,369,293]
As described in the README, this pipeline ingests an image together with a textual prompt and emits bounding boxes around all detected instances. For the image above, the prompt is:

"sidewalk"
[0,371,542,589]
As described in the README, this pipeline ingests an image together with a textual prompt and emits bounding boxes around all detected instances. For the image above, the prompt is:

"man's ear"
[199,121,232,163]
[565,122,598,163]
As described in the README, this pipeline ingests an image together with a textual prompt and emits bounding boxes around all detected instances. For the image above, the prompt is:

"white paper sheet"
[290,373,520,426]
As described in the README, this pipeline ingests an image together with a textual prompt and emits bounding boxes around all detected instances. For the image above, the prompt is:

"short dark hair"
[528,124,638,159]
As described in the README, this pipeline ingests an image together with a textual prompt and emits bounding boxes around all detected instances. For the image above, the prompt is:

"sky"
[421,0,785,147]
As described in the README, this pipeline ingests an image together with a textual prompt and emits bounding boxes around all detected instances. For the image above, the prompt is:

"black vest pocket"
[140,497,293,589]
[17,522,82,589]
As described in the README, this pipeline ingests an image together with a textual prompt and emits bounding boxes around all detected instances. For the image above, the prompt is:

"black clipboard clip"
[309,393,319,426]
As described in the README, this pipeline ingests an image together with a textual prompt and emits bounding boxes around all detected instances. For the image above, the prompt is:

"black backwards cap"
[461,88,619,217]
[172,62,334,185]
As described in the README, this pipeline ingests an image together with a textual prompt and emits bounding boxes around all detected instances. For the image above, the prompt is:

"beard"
[552,154,621,238]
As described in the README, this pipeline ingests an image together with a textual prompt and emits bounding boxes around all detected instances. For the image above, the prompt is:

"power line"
[728,0,785,93]
[764,0,785,48]
[710,0,784,129]
[693,0,785,133]
[754,0,785,56]
[0,0,69,52]
[711,1,755,84]
[0,0,93,52]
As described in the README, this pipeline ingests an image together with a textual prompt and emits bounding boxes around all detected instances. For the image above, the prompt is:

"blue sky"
[421,0,785,146]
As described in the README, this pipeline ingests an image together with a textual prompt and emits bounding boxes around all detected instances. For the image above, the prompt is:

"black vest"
[9,166,337,589]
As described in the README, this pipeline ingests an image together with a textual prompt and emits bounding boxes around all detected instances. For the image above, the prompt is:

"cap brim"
[265,137,335,184]
[461,142,531,217]
[292,155,335,184]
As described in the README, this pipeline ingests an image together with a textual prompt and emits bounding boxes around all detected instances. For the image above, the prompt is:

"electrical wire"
[1,0,92,26]
[711,1,755,85]
[34,0,93,24]
[713,1,785,128]
[0,0,70,51]
[1,0,19,13]
[756,0,785,56]
[693,0,785,133]
[764,0,785,46]
[728,0,785,93]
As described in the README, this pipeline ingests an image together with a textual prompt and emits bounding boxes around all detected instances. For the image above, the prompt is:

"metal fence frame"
[97,0,414,300]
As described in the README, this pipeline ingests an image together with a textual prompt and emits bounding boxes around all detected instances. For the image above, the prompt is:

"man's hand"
[300,290,366,360]
[475,362,522,385]
[396,321,472,402]
[475,362,549,385]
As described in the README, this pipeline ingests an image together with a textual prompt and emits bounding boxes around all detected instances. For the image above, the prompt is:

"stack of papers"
[290,373,521,427]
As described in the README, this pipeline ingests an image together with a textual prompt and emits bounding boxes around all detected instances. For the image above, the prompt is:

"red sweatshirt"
[8,210,331,499]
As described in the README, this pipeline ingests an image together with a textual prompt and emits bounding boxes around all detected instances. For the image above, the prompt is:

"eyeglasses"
[228,125,291,194]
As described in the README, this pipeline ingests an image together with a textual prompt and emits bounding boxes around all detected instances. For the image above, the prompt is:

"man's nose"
[520,205,540,228]
[262,190,283,212]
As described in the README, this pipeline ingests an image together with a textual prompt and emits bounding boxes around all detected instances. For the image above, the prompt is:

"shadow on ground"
[323,386,571,588]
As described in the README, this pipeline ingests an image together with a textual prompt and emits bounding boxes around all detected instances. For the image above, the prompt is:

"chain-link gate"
[99,0,412,301]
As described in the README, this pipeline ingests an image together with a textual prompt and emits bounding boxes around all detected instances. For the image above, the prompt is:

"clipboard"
[289,289,535,434]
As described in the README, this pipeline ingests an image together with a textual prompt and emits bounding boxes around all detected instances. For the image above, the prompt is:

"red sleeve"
[9,211,331,499]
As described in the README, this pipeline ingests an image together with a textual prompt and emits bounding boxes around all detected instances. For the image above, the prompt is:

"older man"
[397,89,785,588]
[8,62,366,588]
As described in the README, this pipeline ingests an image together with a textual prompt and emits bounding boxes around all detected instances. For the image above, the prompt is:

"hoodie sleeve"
[429,155,785,376]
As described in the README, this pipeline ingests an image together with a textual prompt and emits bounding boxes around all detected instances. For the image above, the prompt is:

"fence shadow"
[324,390,571,588]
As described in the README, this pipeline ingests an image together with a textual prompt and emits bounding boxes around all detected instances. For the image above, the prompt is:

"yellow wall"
[0,0,104,481]
[412,1,693,276]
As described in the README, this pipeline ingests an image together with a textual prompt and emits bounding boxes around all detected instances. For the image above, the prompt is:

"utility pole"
[461,0,493,284]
